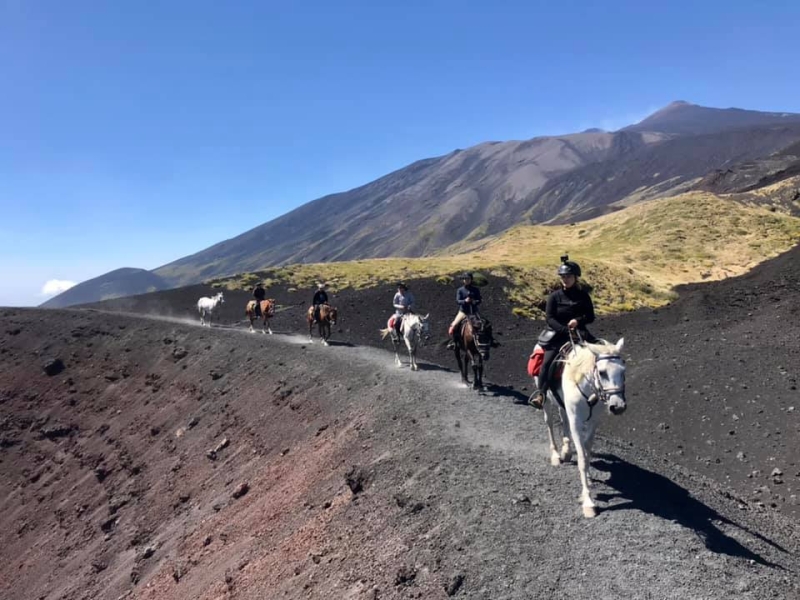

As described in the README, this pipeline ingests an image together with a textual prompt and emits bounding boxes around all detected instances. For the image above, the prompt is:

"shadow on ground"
[593,453,787,569]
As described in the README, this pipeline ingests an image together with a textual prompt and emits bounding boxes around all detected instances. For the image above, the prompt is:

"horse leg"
[584,413,600,464]
[322,323,329,346]
[554,388,572,463]
[565,398,596,518]
[454,348,468,385]
[406,335,417,371]
[392,338,402,367]
[266,316,273,335]
[542,402,562,466]
[471,352,481,390]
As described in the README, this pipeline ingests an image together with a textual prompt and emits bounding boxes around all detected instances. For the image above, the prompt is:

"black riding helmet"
[461,272,473,280]
[557,261,582,278]
[396,282,408,289]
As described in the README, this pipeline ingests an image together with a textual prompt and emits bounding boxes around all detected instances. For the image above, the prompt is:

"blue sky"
[2,0,799,306]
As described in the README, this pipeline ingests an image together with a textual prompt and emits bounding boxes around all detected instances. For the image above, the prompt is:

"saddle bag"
[527,344,545,378]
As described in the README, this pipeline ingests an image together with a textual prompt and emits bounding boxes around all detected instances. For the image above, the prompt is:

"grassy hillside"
[210,192,800,318]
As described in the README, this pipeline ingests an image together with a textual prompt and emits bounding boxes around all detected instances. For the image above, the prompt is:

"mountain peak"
[624,102,800,135]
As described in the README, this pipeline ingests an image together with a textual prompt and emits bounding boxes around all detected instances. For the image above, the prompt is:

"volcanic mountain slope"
[1,307,799,600]
[152,129,657,286]
[43,102,800,308]
[624,100,800,135]
[695,139,800,214]
[42,268,170,310]
[154,104,800,286]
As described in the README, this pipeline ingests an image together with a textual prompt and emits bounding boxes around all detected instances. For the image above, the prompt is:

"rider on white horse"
[392,282,415,339]
[530,255,597,409]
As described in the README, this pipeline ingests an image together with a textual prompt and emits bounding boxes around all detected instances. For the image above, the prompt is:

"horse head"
[216,292,225,304]
[591,338,626,415]
[419,313,431,342]
[472,319,493,360]
[326,306,338,324]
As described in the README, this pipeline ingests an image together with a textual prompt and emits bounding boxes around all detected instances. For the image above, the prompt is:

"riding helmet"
[397,282,408,289]
[461,272,473,280]
[557,261,581,277]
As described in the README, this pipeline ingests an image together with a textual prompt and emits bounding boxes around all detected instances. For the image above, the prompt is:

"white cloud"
[40,279,77,297]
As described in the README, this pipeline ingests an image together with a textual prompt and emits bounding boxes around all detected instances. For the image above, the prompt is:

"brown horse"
[306,304,338,345]
[453,316,494,390]
[246,299,276,334]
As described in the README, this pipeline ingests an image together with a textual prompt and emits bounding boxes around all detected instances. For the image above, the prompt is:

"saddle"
[527,342,574,381]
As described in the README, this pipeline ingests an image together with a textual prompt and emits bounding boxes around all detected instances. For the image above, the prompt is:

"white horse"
[197,292,224,327]
[541,339,627,518]
[380,313,431,371]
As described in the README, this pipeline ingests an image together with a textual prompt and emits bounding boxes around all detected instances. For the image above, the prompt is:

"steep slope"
[41,268,169,309]
[534,123,800,223]
[153,130,651,286]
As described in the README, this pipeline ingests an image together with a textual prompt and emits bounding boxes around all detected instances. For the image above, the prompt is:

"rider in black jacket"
[312,283,329,323]
[252,283,266,317]
[530,258,596,409]
[447,272,482,348]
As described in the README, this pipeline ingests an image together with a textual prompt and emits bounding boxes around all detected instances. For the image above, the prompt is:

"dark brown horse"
[246,299,276,334]
[453,316,494,390]
[306,304,338,345]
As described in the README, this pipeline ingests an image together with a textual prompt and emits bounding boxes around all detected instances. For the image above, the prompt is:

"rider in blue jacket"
[447,272,482,348]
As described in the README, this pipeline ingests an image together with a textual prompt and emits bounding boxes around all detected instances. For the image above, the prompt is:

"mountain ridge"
[43,102,800,308]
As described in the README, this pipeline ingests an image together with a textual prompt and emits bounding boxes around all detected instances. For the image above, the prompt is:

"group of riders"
[250,256,597,409]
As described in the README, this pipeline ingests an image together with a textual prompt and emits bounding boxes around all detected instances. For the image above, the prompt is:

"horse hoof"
[550,455,562,467]
[582,506,597,518]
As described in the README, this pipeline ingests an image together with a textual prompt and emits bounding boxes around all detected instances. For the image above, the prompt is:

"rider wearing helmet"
[312,283,329,323]
[252,282,266,317]
[529,256,596,409]
[447,272,482,349]
[392,282,415,338]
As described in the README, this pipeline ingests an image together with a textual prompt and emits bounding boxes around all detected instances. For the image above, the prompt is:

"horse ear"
[615,338,625,353]
[424,313,429,320]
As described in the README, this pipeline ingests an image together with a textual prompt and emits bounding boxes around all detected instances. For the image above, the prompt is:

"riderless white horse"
[541,338,627,518]
[380,313,431,371]
[197,292,224,327]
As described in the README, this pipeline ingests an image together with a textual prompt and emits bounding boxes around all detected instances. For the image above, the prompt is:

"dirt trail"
[1,308,798,600]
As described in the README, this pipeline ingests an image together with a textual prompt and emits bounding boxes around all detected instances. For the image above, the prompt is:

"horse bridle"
[580,353,625,407]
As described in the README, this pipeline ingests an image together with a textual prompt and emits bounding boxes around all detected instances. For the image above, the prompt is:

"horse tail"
[379,327,392,340]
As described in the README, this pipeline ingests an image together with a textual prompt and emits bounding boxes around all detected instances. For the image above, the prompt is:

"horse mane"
[563,341,619,385]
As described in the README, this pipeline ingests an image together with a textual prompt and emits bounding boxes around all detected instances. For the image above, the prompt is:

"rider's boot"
[529,389,545,410]
[446,325,456,350]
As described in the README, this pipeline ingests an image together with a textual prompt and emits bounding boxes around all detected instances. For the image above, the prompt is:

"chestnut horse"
[246,299,276,334]
[453,316,494,390]
[306,304,338,345]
